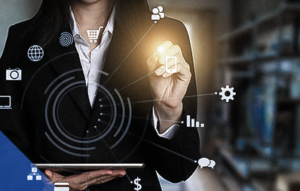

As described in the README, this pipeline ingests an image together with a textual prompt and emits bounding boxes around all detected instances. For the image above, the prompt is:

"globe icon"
[27,45,44,62]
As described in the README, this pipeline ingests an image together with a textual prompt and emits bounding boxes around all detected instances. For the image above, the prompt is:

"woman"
[0,0,200,190]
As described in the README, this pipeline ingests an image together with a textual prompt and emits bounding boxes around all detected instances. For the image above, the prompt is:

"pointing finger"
[157,41,173,56]
[159,45,182,65]
[146,53,159,73]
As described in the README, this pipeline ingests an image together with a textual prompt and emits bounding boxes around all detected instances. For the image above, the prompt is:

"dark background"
[1,0,300,190]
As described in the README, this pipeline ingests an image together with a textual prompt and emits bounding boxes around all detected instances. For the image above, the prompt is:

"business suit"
[0,10,200,190]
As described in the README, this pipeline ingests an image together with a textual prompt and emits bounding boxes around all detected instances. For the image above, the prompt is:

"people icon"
[151,6,165,23]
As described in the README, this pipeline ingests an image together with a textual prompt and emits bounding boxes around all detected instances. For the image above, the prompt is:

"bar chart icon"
[186,115,204,128]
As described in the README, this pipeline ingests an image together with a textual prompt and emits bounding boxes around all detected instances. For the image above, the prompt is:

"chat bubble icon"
[208,160,216,169]
[198,158,210,169]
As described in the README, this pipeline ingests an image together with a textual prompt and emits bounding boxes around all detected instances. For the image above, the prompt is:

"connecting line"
[96,129,119,161]
[40,155,49,162]
[156,119,184,123]
[102,138,132,183]
[129,93,216,105]
[101,93,216,107]
[100,113,183,123]
[102,23,156,86]
[184,93,216,99]
[117,71,155,92]
[101,113,146,120]
[99,116,149,182]
[95,128,133,184]
[126,131,197,163]
[100,70,153,101]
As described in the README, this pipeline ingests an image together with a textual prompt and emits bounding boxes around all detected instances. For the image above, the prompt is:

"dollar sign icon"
[134,177,142,191]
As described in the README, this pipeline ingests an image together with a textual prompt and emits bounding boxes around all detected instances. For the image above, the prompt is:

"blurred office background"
[153,0,300,190]
[1,0,300,190]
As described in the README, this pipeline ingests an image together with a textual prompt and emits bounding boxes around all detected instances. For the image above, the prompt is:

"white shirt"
[70,9,114,106]
[70,8,179,139]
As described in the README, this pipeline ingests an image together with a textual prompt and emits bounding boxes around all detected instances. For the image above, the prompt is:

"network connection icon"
[27,164,41,181]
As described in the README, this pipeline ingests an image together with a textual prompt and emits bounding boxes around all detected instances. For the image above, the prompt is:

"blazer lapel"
[44,30,91,119]
[100,22,134,87]
[87,20,137,135]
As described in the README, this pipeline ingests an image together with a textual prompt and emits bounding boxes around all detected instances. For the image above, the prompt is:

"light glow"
[157,46,165,54]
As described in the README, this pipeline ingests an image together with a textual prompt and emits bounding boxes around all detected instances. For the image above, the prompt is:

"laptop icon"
[0,96,12,109]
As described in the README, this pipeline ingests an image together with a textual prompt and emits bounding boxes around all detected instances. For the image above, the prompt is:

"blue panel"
[0,131,55,191]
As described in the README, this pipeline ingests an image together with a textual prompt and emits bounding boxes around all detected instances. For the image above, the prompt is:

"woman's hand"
[45,169,126,191]
[147,41,192,133]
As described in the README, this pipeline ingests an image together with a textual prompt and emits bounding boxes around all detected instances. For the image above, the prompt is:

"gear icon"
[219,85,236,102]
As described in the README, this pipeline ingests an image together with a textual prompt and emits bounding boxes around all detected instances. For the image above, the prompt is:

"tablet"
[35,163,144,172]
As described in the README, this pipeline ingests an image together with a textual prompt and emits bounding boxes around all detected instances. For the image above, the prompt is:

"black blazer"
[0,13,200,191]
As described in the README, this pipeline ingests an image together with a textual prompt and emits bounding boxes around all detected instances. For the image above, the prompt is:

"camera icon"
[6,68,22,81]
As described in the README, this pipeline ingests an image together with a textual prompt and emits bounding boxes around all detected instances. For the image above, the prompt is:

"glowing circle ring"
[55,84,115,140]
[45,81,117,144]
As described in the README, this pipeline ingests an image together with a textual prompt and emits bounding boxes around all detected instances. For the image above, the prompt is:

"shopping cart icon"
[87,26,103,43]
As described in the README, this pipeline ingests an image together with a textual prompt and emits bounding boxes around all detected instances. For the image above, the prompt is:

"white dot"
[201,123,205,128]
[181,121,184,124]
[215,92,217,95]
[194,160,198,163]
[130,181,133,184]
[94,126,97,128]
[100,105,103,107]
[99,99,102,101]
[100,113,103,115]
[86,130,89,133]
[98,119,101,121]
